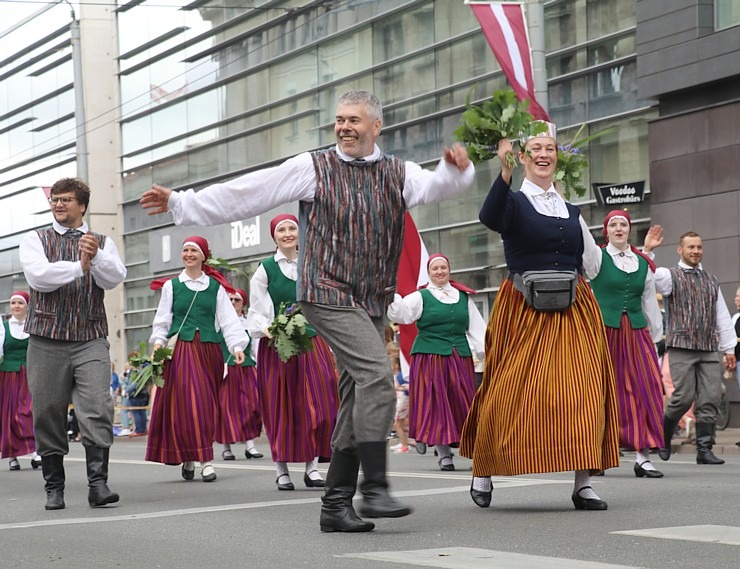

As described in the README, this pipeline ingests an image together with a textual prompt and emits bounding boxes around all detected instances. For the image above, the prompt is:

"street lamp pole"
[526,0,549,115]
[67,1,89,184]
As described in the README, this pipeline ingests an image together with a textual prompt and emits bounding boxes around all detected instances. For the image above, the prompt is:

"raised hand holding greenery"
[127,341,172,396]
[268,302,314,363]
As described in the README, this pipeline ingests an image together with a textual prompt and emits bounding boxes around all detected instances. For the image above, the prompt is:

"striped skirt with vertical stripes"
[408,351,476,446]
[0,367,36,458]
[145,333,222,464]
[257,335,338,463]
[606,314,664,451]
[461,278,620,476]
[214,364,262,444]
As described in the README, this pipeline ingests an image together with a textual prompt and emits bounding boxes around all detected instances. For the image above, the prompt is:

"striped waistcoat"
[298,149,406,318]
[26,228,109,341]
[664,266,719,352]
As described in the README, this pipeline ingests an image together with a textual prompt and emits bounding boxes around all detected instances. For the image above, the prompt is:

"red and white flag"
[395,212,430,376]
[469,2,550,121]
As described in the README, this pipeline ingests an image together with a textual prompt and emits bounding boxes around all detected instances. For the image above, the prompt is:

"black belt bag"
[511,270,578,312]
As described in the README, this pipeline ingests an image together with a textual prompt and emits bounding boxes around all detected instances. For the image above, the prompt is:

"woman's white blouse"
[387,282,487,360]
[246,251,298,339]
[149,270,248,354]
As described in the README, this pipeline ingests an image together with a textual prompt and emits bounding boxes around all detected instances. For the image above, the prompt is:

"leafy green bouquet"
[127,341,173,397]
[268,303,314,363]
[554,123,613,200]
[454,88,547,168]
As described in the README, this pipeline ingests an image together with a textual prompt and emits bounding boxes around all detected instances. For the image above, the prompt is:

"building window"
[716,0,740,29]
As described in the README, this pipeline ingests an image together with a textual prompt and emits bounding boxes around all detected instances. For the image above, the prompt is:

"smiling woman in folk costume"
[247,214,338,491]
[216,288,264,461]
[583,210,664,478]
[146,236,248,483]
[387,254,485,471]
[0,291,41,471]
[460,122,619,511]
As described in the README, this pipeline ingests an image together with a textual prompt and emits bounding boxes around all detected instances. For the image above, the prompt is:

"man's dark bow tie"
[680,266,699,274]
[349,158,372,167]
[64,229,84,239]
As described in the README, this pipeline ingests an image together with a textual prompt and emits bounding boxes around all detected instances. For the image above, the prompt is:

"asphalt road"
[2,434,740,569]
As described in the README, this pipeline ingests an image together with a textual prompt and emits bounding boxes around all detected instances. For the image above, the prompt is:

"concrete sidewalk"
[671,426,740,456]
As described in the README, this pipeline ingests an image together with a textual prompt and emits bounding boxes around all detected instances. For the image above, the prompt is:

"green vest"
[411,288,471,357]
[221,327,256,368]
[167,277,223,343]
[590,248,648,330]
[0,321,28,372]
[262,257,317,338]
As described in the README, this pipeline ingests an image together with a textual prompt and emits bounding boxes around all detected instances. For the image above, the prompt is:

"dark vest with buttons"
[298,148,406,317]
[663,266,719,352]
[411,288,471,357]
[503,192,583,274]
[590,249,648,329]
[26,228,109,341]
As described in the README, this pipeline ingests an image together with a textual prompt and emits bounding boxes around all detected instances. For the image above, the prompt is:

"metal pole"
[525,0,549,115]
[70,12,89,184]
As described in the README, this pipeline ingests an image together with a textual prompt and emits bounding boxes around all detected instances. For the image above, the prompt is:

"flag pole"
[525,0,549,115]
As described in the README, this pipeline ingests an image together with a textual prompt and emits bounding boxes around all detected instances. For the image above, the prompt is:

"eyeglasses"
[48,197,77,206]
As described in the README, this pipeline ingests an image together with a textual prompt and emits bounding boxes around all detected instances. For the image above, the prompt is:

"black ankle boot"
[41,454,66,511]
[320,449,374,533]
[658,415,680,461]
[696,423,725,465]
[357,442,412,519]
[85,446,120,507]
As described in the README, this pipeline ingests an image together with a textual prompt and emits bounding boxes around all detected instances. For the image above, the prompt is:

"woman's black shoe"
[571,486,607,510]
[276,476,295,491]
[470,482,491,508]
[245,448,264,459]
[181,462,195,481]
[304,472,325,488]
[634,462,663,478]
[415,442,427,455]
[438,459,455,472]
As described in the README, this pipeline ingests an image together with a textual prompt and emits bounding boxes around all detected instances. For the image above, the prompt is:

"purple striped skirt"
[145,334,222,464]
[257,336,338,463]
[0,367,36,458]
[215,364,262,444]
[606,314,664,450]
[408,351,476,446]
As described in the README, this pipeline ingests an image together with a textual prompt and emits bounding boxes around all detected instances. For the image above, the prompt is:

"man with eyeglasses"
[19,177,127,511]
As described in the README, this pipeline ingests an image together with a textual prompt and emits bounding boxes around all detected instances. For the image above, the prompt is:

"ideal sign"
[231,218,260,249]
[592,181,646,206]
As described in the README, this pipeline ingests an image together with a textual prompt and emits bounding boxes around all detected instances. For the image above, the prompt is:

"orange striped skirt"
[460,277,620,476]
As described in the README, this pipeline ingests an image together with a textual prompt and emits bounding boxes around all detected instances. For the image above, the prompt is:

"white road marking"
[339,547,645,568]
[612,525,740,546]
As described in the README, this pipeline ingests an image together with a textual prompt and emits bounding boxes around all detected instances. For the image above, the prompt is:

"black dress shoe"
[415,442,427,455]
[276,476,295,491]
[470,481,491,508]
[31,456,42,470]
[222,450,235,461]
[438,459,455,472]
[245,448,264,459]
[571,486,607,511]
[9,458,20,471]
[634,462,663,478]
[181,463,195,481]
[304,472,325,488]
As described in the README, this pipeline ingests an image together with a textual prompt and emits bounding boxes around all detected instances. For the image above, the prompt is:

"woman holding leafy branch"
[146,236,248,483]
[459,122,619,511]
[247,214,338,491]
[387,254,485,471]
[216,288,264,461]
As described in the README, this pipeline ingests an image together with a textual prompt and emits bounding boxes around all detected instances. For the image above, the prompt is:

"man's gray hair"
[337,90,383,123]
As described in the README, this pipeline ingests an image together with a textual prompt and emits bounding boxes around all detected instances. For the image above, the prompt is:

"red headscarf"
[270,214,298,241]
[10,291,29,304]
[420,253,477,295]
[233,288,248,304]
[601,210,656,272]
[150,236,236,293]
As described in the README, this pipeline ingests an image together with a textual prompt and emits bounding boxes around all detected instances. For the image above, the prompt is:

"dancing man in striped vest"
[643,228,737,465]
[140,90,475,532]
[20,178,127,510]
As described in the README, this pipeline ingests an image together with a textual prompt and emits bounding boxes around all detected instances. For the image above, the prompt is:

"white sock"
[276,461,289,477]
[199,461,212,469]
[305,458,322,479]
[436,444,452,459]
[246,439,256,451]
[574,470,600,500]
[472,476,492,492]
[636,449,656,470]
[223,443,232,452]
[183,461,195,471]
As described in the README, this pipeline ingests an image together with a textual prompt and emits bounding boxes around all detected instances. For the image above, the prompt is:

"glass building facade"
[1,0,657,357]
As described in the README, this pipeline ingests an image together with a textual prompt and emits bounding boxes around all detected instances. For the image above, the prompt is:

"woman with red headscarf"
[583,210,665,478]
[0,291,41,470]
[146,236,248,482]
[387,254,485,471]
[247,214,338,491]
[216,288,263,461]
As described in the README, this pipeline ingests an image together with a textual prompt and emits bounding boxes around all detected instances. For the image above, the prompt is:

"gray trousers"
[665,348,722,423]
[300,302,395,450]
[27,336,114,455]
